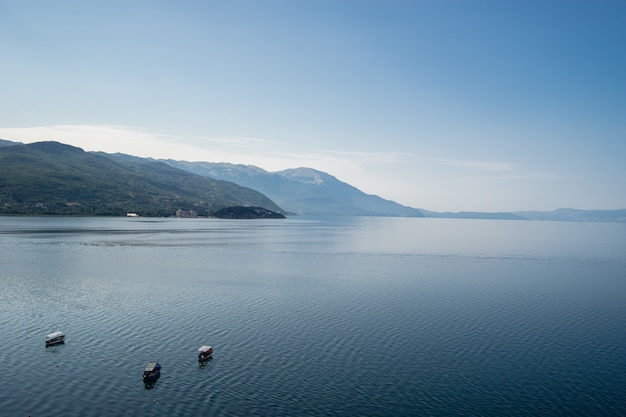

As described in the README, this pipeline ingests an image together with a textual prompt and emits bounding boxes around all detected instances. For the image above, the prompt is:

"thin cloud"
[432,157,517,173]
[0,124,582,211]
[320,150,416,165]
[0,125,383,174]
[0,125,574,185]
[499,171,581,181]
[0,125,166,152]
[428,155,577,182]
[0,125,281,162]
[165,133,281,150]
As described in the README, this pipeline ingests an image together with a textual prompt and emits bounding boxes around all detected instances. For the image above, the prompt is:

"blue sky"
[1,1,624,212]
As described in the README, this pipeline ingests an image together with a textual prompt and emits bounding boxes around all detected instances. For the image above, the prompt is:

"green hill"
[212,206,286,219]
[0,141,285,216]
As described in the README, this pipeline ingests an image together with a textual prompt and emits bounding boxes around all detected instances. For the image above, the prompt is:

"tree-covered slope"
[0,141,284,216]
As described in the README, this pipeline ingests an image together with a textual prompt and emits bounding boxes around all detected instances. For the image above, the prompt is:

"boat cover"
[145,362,160,372]
[198,345,212,352]
[47,331,64,339]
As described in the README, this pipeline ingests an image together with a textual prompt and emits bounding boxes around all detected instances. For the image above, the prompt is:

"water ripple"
[2,218,626,416]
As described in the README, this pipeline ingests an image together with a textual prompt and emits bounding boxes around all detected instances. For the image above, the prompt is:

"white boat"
[45,331,65,346]
[198,345,213,361]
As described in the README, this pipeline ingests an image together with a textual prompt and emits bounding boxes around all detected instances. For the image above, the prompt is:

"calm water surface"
[1,216,625,416]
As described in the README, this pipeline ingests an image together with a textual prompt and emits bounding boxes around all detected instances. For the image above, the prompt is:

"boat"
[45,331,65,346]
[198,345,213,361]
[143,362,161,382]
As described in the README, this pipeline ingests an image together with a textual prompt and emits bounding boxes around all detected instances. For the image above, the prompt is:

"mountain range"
[160,159,423,217]
[0,140,282,216]
[160,161,626,222]
[1,139,624,222]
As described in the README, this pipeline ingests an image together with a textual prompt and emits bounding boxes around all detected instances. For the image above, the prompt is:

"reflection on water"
[0,216,625,416]
[144,379,160,390]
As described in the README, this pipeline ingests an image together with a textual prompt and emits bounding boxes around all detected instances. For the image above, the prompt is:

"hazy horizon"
[3,137,625,215]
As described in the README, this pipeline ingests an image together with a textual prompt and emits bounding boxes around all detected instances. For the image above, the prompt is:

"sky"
[1,0,625,212]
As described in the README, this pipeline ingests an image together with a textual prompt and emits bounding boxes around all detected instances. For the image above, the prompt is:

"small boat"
[143,362,161,382]
[45,331,65,346]
[198,345,213,361]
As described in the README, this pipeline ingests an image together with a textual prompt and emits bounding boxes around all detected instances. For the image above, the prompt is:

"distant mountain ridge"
[422,208,626,223]
[161,160,626,222]
[0,139,21,147]
[1,139,625,221]
[515,208,626,223]
[161,160,424,217]
[419,210,526,220]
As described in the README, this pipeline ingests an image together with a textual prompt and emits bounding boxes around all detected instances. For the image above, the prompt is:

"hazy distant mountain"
[515,208,626,223]
[0,141,284,216]
[420,208,626,222]
[419,210,526,220]
[162,160,424,217]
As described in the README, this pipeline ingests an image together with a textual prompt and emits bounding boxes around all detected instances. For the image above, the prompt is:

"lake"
[1,216,625,416]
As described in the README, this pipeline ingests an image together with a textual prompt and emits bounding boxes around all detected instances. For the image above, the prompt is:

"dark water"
[1,216,625,416]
